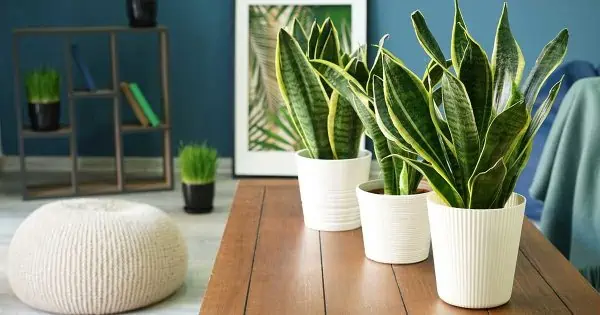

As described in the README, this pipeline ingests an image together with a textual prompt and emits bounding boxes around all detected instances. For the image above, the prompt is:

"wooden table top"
[199,180,600,315]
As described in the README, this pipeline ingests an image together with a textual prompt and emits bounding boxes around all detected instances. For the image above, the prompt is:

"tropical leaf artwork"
[248,5,352,152]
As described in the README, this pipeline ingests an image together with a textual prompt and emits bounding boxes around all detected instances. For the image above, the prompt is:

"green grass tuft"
[178,142,218,185]
[25,67,60,104]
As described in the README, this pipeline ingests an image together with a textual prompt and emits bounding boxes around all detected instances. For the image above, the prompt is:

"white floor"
[0,172,238,315]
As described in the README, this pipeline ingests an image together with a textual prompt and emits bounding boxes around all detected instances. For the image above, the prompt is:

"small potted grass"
[178,142,218,214]
[25,67,61,131]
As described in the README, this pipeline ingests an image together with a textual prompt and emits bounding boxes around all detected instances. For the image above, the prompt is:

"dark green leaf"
[383,56,449,176]
[395,156,465,207]
[276,29,332,159]
[451,0,469,71]
[470,98,529,187]
[292,19,309,53]
[422,59,453,89]
[411,11,446,66]
[441,72,480,186]
[458,26,493,142]
[494,143,531,208]
[526,77,562,141]
[491,3,525,112]
[328,91,363,159]
[522,29,569,111]
[469,159,507,209]
[307,21,320,58]
[373,76,414,152]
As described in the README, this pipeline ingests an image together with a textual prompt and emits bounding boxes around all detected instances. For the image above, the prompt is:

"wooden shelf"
[22,126,72,138]
[121,124,169,134]
[70,89,116,98]
[14,26,173,200]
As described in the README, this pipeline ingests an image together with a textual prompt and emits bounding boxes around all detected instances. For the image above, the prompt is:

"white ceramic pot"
[295,149,371,231]
[427,193,526,309]
[356,180,431,264]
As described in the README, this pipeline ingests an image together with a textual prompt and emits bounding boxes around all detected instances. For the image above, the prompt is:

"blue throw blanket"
[516,61,599,220]
[530,77,600,290]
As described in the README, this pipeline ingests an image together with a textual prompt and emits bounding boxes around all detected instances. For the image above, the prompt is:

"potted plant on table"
[179,142,218,214]
[275,18,371,232]
[363,1,566,309]
[25,67,61,131]
[310,40,432,264]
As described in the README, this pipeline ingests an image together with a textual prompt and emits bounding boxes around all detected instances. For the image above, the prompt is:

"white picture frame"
[234,0,368,177]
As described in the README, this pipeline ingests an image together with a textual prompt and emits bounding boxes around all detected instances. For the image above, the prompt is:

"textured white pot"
[427,193,526,309]
[356,180,431,264]
[296,149,371,231]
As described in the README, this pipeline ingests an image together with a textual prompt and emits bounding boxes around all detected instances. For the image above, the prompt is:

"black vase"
[28,102,60,131]
[126,0,158,28]
[182,182,215,214]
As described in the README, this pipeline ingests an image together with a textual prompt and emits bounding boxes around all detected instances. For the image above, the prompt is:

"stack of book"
[120,82,161,127]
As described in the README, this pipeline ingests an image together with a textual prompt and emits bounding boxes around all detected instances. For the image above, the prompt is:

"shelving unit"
[12,25,174,200]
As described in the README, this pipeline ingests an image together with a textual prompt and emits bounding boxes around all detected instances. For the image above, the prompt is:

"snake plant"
[276,18,364,160]
[309,37,423,195]
[386,1,567,208]
[311,1,569,207]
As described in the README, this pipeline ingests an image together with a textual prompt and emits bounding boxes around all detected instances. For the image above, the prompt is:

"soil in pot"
[28,102,60,131]
[182,182,214,214]
[127,0,158,28]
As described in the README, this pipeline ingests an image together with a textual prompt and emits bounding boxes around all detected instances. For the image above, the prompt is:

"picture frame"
[234,0,368,177]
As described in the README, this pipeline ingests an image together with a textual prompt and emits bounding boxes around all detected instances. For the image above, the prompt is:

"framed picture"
[234,0,367,177]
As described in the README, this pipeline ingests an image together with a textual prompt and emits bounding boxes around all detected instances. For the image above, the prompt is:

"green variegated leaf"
[411,11,446,66]
[383,56,450,177]
[470,98,529,188]
[422,59,453,89]
[458,25,493,142]
[310,58,367,98]
[522,29,569,111]
[340,53,351,67]
[387,141,403,195]
[469,159,507,209]
[373,76,414,152]
[276,29,332,159]
[451,0,469,71]
[328,91,362,159]
[494,143,532,208]
[307,21,320,58]
[292,19,309,53]
[526,77,563,141]
[393,155,465,208]
[315,19,339,63]
[350,57,370,88]
[441,72,480,187]
[367,35,390,97]
[491,3,525,112]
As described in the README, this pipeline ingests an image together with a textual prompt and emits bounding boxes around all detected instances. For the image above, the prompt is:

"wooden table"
[199,180,600,314]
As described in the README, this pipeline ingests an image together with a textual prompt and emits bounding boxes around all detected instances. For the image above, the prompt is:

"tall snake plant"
[312,1,569,208]
[276,18,364,160]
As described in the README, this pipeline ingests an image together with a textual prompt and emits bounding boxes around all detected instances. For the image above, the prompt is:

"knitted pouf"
[7,198,188,315]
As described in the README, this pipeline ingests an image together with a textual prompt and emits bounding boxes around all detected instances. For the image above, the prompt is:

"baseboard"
[1,155,380,178]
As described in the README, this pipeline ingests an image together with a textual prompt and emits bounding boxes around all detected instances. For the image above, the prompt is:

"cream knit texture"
[7,198,188,314]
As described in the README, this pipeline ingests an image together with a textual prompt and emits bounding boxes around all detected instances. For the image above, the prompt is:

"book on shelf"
[120,82,150,127]
[70,44,97,91]
[128,83,161,127]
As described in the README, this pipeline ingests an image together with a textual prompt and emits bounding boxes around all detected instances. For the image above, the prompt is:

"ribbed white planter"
[427,193,526,309]
[296,149,371,231]
[356,180,431,264]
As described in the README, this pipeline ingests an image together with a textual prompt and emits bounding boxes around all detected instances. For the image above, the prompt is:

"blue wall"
[1,0,599,157]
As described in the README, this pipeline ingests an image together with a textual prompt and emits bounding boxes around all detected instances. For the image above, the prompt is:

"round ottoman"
[7,198,188,314]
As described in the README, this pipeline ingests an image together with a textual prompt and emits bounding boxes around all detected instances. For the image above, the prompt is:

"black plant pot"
[28,102,60,131]
[182,182,215,214]
[126,0,158,28]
